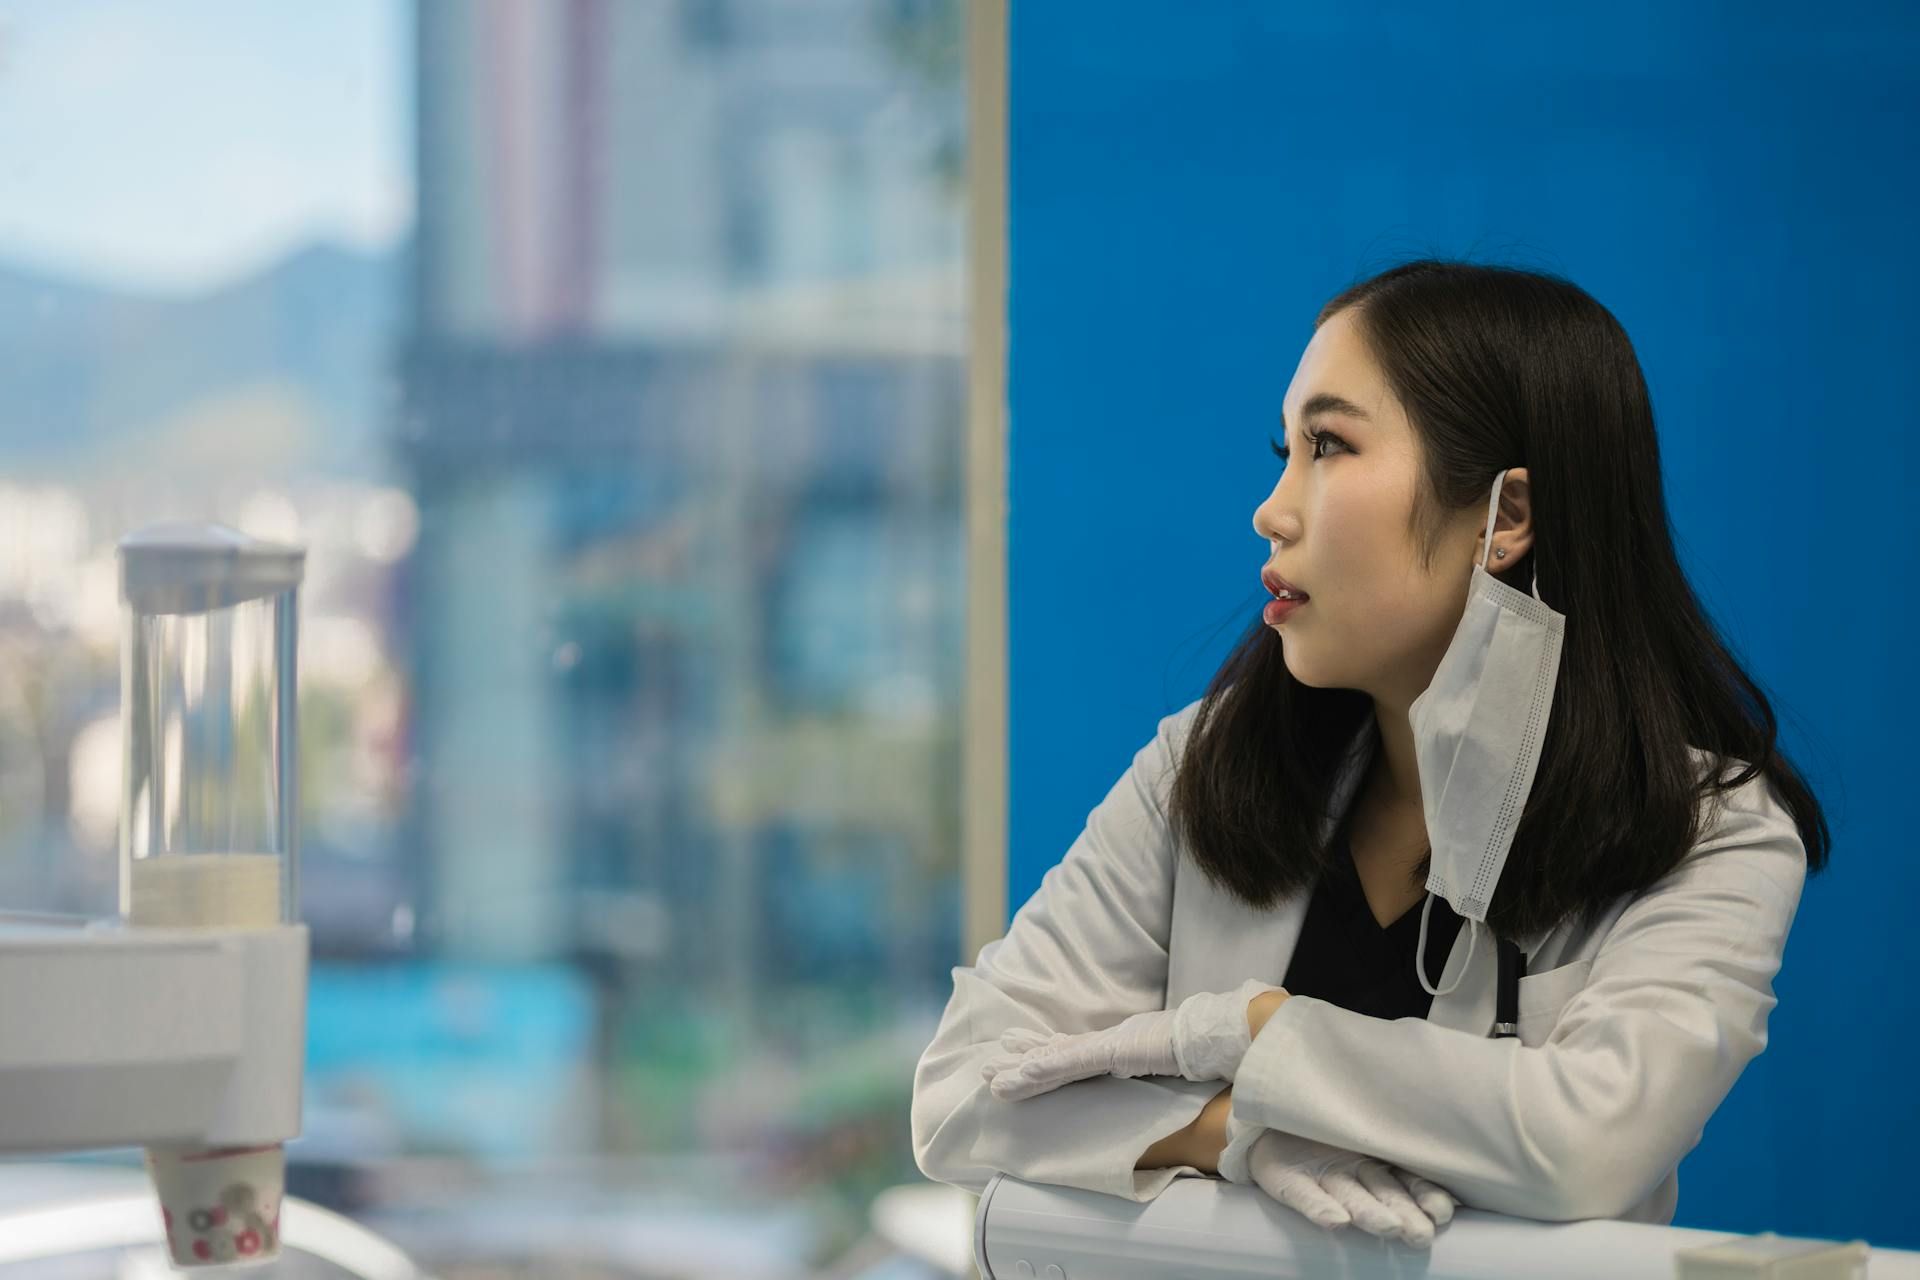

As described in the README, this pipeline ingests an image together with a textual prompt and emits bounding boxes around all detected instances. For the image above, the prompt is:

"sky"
[0,0,411,296]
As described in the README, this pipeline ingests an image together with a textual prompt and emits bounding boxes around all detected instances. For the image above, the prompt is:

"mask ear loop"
[1480,469,1507,573]
[1416,893,1474,998]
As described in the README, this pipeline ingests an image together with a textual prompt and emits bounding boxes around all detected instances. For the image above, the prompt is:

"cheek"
[1282,501,1439,675]
[1314,493,1418,609]
[1282,584,1437,692]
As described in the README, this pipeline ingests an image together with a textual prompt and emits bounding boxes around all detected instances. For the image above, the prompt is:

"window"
[0,1,966,1272]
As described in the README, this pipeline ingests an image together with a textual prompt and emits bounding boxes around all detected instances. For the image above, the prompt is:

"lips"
[1261,568,1309,599]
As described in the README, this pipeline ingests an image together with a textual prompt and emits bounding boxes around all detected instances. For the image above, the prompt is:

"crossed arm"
[1136,991,1290,1173]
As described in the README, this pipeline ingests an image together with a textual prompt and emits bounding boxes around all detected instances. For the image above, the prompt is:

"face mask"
[1406,468,1566,997]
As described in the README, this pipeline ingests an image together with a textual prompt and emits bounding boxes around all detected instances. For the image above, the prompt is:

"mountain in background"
[0,241,403,484]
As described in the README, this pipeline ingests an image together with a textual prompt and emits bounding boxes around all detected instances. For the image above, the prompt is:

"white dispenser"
[120,523,307,1268]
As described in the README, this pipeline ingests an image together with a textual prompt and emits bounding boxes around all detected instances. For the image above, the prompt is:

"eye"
[1270,428,1345,464]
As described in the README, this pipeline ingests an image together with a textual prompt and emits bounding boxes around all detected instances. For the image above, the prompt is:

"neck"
[1348,698,1432,892]
[1370,695,1423,814]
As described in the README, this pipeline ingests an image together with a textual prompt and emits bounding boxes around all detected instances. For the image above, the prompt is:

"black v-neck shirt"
[1280,808,1466,1021]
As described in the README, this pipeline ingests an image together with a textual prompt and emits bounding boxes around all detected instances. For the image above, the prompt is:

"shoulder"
[1538,746,1807,960]
[1157,697,1209,754]
[1683,747,1805,859]
[1094,698,1211,821]
[1118,697,1208,778]
[1671,746,1807,906]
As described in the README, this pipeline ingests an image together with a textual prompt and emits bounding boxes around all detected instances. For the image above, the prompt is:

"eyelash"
[1270,428,1345,464]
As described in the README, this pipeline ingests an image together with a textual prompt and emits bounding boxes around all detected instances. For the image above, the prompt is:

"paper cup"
[145,1143,284,1267]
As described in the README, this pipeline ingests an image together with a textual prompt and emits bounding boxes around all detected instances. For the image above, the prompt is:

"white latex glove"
[978,977,1281,1102]
[1238,1129,1457,1249]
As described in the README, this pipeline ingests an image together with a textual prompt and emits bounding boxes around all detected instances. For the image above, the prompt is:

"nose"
[1252,477,1291,543]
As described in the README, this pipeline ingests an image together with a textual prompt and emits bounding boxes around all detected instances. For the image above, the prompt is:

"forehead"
[1281,307,1399,428]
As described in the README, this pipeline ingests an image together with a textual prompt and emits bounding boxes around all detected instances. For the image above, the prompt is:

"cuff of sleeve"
[1121,1080,1218,1201]
[1233,990,1316,1108]
[1218,991,1319,1183]
[1131,1160,1209,1200]
[973,1074,1223,1203]
[1216,1105,1263,1184]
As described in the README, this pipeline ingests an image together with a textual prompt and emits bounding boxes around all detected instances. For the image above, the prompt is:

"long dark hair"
[1167,259,1831,941]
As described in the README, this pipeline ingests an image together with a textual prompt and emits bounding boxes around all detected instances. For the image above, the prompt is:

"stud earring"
[1495,548,1507,559]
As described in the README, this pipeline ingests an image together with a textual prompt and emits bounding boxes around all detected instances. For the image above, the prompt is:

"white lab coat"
[910,697,1806,1223]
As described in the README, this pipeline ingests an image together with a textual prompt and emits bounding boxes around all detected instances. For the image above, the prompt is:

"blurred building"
[394,0,966,1167]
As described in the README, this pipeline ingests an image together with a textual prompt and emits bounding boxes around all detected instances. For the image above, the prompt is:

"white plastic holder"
[975,1173,1920,1280]
[0,918,307,1152]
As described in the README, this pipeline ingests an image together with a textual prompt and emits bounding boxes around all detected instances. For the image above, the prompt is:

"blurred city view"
[0,0,967,1274]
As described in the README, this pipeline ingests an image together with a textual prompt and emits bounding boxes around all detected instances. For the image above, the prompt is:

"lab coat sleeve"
[1221,773,1807,1222]
[910,704,1224,1203]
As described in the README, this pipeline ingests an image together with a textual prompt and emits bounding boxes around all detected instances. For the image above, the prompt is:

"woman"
[909,260,1829,1249]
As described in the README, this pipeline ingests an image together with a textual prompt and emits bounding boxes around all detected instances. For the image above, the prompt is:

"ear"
[1477,467,1534,566]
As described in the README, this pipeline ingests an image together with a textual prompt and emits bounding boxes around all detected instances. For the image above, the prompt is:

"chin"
[1276,638,1331,688]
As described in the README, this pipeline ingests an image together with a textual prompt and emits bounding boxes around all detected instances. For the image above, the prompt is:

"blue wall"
[1007,0,1918,1249]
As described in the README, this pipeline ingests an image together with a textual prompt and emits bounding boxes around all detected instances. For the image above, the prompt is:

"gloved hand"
[1237,1129,1457,1249]
[978,977,1282,1102]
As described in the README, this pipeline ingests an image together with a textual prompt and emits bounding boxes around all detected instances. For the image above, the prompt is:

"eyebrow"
[1281,393,1374,438]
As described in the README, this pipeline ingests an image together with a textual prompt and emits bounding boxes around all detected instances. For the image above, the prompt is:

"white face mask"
[1406,468,1566,996]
